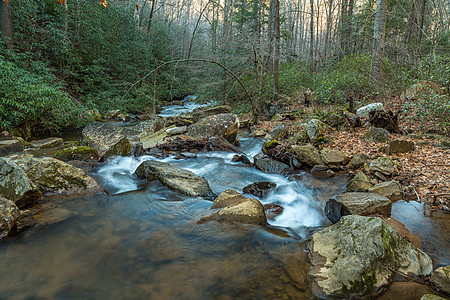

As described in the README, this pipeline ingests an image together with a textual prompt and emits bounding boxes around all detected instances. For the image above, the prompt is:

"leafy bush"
[0,56,91,134]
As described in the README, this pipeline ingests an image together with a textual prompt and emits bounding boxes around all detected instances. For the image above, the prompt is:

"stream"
[0,102,449,299]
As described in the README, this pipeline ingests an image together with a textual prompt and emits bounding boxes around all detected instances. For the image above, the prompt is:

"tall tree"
[371,0,388,82]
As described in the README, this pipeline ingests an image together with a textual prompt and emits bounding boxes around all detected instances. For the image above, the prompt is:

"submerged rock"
[31,137,64,149]
[188,113,240,144]
[0,157,41,209]
[325,192,392,223]
[200,189,267,225]
[308,215,433,299]
[232,154,252,166]
[243,181,277,198]
[135,160,216,200]
[0,140,23,157]
[0,196,20,239]
[12,155,102,196]
[431,266,450,294]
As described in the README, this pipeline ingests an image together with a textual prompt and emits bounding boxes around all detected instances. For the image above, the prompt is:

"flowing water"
[1,102,449,299]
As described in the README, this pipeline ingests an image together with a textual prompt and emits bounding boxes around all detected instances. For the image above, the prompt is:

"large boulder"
[200,189,267,225]
[253,153,290,175]
[320,148,349,166]
[0,196,20,239]
[369,181,403,201]
[0,140,23,157]
[431,266,450,294]
[187,113,240,144]
[309,215,433,299]
[305,119,328,142]
[0,157,41,209]
[362,127,390,143]
[356,102,385,117]
[191,105,232,122]
[135,160,215,200]
[369,157,395,176]
[325,192,392,223]
[291,144,324,167]
[383,217,420,248]
[12,155,102,196]
[379,140,415,154]
[31,137,64,149]
[102,137,133,161]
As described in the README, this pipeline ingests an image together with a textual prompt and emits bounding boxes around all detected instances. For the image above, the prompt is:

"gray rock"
[12,155,102,196]
[431,266,450,294]
[311,165,335,179]
[0,140,23,157]
[291,144,324,167]
[53,146,99,161]
[243,181,276,198]
[321,148,348,166]
[253,153,290,175]
[370,157,395,176]
[351,153,368,168]
[31,137,64,149]
[166,126,188,136]
[232,154,252,165]
[200,189,267,225]
[135,160,215,200]
[0,196,20,239]
[191,105,232,122]
[369,180,403,201]
[305,119,328,142]
[356,102,385,117]
[380,140,415,154]
[264,125,287,141]
[188,113,240,144]
[325,192,392,223]
[346,172,374,192]
[309,215,433,299]
[363,127,390,143]
[0,157,41,208]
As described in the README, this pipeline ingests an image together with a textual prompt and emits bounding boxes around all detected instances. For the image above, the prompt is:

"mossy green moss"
[54,146,99,161]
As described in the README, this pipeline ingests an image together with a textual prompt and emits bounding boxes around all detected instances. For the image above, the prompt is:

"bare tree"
[371,0,388,82]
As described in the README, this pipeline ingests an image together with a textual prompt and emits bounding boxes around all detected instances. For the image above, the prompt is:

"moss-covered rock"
[102,138,132,161]
[12,155,102,196]
[0,196,20,240]
[0,157,41,208]
[308,215,433,299]
[431,266,450,294]
[53,146,99,161]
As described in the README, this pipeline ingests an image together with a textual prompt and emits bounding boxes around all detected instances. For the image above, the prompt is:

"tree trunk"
[370,0,388,82]
[147,0,156,34]
[0,1,13,47]
[309,0,314,72]
[273,0,280,95]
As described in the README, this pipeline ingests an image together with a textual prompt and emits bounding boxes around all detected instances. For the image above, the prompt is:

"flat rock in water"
[369,180,403,201]
[243,181,277,198]
[0,196,20,240]
[0,157,41,209]
[253,153,290,175]
[308,215,433,299]
[135,160,215,200]
[310,165,335,179]
[431,266,450,294]
[53,146,99,161]
[325,192,392,223]
[31,137,64,149]
[12,155,102,196]
[232,154,252,165]
[0,140,23,157]
[200,189,267,225]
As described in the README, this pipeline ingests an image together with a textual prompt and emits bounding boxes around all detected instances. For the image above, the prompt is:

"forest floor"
[246,100,450,212]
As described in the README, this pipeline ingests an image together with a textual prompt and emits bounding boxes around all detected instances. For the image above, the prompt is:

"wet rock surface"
[135,160,216,200]
[308,215,433,299]
[243,181,277,198]
[310,165,335,179]
[0,196,20,239]
[253,153,290,175]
